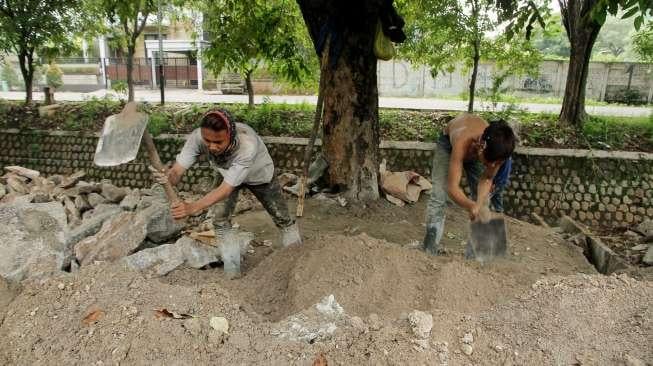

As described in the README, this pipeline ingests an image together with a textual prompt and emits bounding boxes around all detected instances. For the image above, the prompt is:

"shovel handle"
[142,131,180,203]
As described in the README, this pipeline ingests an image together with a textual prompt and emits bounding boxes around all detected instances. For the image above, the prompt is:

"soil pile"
[1,230,650,365]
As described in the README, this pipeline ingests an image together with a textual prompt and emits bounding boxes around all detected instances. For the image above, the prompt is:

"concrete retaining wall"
[0,129,651,229]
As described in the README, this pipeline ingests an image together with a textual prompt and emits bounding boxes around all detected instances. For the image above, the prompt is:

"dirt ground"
[0,197,651,365]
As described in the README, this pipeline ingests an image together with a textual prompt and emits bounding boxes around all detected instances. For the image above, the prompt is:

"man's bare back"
[445,113,488,162]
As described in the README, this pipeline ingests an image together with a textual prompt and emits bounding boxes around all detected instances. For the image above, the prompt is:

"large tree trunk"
[245,70,255,108]
[559,0,602,126]
[468,40,480,113]
[298,0,384,202]
[17,49,34,104]
[321,31,380,201]
[126,45,136,102]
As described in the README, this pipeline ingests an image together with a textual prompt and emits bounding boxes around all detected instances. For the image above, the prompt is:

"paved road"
[1,89,650,117]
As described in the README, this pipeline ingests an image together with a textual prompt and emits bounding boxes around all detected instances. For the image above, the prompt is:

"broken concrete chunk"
[62,196,81,226]
[49,175,64,186]
[4,166,40,180]
[643,246,653,265]
[77,181,101,194]
[138,202,184,243]
[119,189,140,211]
[6,176,29,194]
[30,191,51,203]
[66,205,122,249]
[59,171,86,188]
[82,203,121,221]
[87,192,108,208]
[101,183,127,203]
[272,294,345,343]
[636,219,653,238]
[408,310,433,339]
[0,202,67,282]
[74,195,92,212]
[123,234,253,277]
[123,243,185,277]
[74,211,148,265]
[277,172,298,188]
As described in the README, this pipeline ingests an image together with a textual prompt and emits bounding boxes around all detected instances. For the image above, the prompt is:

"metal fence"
[103,57,198,88]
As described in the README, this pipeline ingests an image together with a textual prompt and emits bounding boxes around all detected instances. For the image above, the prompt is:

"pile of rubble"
[0,166,251,283]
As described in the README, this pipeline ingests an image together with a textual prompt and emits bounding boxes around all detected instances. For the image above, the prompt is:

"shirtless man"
[423,113,516,255]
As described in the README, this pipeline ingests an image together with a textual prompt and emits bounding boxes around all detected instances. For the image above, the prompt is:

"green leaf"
[621,7,640,18]
[634,15,644,30]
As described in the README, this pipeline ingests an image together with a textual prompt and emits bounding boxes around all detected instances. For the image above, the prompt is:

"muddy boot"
[218,228,241,279]
[464,240,475,260]
[422,227,441,256]
[280,222,302,247]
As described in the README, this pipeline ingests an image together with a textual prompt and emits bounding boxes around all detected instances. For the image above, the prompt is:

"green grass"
[432,92,618,106]
[1,98,651,151]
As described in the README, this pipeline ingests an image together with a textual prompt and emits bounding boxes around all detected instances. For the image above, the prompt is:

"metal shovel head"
[469,216,508,262]
[94,102,148,167]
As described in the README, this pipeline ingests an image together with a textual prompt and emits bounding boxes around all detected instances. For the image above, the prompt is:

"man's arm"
[171,181,235,219]
[475,162,501,208]
[166,162,187,186]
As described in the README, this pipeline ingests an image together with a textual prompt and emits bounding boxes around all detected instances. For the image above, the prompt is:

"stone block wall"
[1,129,651,229]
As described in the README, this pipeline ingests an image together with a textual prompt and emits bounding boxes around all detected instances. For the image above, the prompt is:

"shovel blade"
[468,217,508,262]
[93,102,148,167]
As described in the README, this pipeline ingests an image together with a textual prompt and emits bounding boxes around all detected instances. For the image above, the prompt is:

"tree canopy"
[0,0,89,103]
[198,0,315,107]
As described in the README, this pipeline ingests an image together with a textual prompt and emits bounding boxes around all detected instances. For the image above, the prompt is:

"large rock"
[408,310,433,339]
[101,183,127,203]
[74,211,149,265]
[74,195,92,212]
[87,192,108,208]
[119,189,140,211]
[66,205,122,249]
[82,203,121,221]
[138,202,184,243]
[0,202,67,281]
[59,171,86,188]
[123,234,253,277]
[272,295,346,343]
[62,196,81,226]
[636,219,653,238]
[643,246,653,265]
[6,176,29,194]
[4,166,40,180]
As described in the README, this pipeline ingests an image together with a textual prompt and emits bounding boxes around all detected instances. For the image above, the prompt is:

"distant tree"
[531,14,571,58]
[397,0,542,112]
[633,22,653,62]
[503,0,653,126]
[593,15,636,59]
[89,0,157,102]
[199,0,313,108]
[0,0,86,103]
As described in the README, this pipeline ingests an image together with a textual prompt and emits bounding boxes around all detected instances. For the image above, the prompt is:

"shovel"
[94,102,180,204]
[466,205,508,262]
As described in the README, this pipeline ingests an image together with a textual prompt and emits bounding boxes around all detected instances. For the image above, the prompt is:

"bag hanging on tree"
[374,21,395,61]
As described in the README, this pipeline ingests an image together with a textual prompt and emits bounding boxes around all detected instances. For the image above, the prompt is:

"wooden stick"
[296,37,330,217]
[142,130,180,203]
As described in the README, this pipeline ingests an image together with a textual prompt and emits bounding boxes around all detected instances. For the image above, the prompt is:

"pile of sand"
[1,232,650,365]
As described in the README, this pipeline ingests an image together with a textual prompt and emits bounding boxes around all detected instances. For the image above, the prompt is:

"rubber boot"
[422,227,440,256]
[218,228,241,279]
[280,222,302,247]
[464,240,475,260]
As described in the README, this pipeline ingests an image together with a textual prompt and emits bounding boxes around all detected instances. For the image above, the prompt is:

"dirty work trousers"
[423,134,511,253]
[210,173,294,231]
